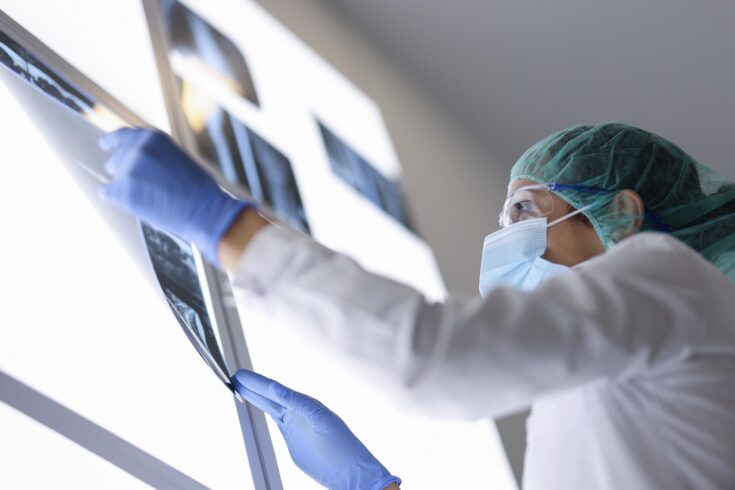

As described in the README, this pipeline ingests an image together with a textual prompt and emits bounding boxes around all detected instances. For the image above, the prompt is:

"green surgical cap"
[510,121,735,281]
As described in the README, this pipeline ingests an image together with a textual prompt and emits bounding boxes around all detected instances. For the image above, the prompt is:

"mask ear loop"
[547,203,594,228]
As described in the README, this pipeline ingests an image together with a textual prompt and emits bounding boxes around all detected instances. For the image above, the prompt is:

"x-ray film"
[160,0,259,106]
[175,76,311,234]
[141,225,232,381]
[317,120,412,230]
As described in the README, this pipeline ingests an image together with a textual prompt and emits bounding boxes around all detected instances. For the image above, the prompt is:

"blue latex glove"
[232,370,401,490]
[98,127,252,266]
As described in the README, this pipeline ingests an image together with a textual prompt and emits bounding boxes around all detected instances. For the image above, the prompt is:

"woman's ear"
[610,190,644,241]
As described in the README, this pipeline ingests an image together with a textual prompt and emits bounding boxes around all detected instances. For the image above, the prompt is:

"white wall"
[253,0,513,297]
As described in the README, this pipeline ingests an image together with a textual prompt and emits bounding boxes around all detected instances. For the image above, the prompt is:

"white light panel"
[0,63,252,490]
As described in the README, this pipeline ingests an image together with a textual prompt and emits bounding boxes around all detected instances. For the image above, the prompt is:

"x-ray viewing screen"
[0,21,252,488]
[318,120,412,229]
[0,30,231,387]
[160,0,259,106]
[142,225,228,375]
[178,77,311,234]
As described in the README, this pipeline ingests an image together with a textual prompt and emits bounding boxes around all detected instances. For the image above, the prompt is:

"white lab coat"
[230,226,735,489]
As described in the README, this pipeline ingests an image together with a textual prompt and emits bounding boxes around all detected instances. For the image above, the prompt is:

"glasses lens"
[500,186,554,227]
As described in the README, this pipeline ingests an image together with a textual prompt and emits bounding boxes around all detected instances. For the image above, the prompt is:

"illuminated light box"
[0,18,253,490]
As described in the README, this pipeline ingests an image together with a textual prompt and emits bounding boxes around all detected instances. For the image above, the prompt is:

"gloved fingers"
[102,131,149,177]
[233,369,322,418]
[99,127,140,152]
[235,386,286,420]
[98,180,128,205]
[231,369,291,402]
[268,381,324,417]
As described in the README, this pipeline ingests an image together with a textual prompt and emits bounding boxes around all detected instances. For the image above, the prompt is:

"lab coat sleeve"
[230,225,735,419]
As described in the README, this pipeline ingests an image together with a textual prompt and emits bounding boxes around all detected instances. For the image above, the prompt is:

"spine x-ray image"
[142,225,228,375]
[318,121,412,230]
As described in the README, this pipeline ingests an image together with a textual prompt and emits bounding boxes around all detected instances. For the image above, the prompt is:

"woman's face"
[508,179,606,267]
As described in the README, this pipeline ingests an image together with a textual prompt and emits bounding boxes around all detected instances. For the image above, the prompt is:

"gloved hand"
[98,127,252,266]
[232,369,401,490]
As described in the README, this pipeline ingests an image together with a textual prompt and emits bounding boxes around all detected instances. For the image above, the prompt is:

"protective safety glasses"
[499,184,556,228]
[499,183,673,232]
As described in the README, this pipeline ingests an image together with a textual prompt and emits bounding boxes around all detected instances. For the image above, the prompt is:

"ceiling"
[324,0,735,177]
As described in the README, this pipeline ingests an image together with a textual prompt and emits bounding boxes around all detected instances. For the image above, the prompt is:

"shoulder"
[561,232,733,334]
[588,232,707,271]
[612,231,698,256]
[578,232,735,302]
[573,232,727,292]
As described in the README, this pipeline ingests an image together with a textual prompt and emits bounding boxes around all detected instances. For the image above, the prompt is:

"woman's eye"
[513,200,536,212]
[509,200,538,223]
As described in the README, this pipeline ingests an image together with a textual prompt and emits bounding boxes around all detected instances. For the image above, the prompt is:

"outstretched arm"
[230,223,730,419]
[101,128,733,420]
[232,369,401,490]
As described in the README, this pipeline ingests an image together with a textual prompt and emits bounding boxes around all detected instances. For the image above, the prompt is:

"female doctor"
[100,122,735,489]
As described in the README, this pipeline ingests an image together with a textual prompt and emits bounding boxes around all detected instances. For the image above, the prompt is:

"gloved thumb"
[99,127,139,152]
[98,182,125,204]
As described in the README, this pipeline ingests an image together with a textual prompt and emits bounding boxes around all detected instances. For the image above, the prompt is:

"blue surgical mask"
[479,217,572,296]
